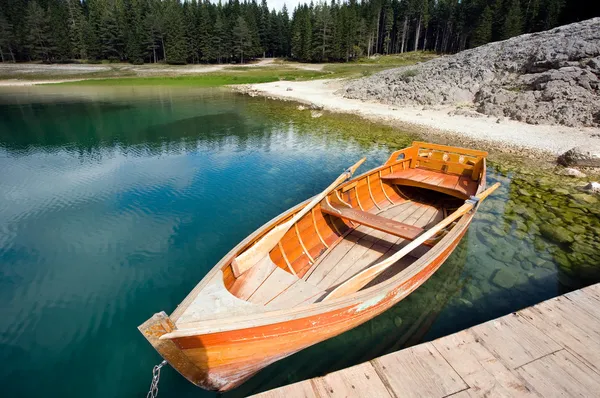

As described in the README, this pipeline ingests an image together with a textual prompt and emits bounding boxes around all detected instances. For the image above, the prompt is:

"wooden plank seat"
[320,198,425,241]
[381,168,478,199]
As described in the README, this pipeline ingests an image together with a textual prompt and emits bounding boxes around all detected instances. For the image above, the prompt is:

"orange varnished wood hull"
[138,142,488,391]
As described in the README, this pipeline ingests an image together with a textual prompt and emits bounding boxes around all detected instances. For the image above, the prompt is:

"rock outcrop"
[343,18,600,128]
[557,144,600,167]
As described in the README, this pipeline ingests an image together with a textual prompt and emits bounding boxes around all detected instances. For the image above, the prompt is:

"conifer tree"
[471,5,492,47]
[501,0,523,39]
[233,15,251,63]
[0,12,17,62]
[25,1,53,61]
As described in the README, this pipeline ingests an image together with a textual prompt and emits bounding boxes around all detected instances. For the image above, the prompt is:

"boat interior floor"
[176,190,456,325]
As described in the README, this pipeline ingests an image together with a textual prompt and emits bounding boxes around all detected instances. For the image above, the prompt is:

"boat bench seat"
[321,198,424,241]
[381,168,478,199]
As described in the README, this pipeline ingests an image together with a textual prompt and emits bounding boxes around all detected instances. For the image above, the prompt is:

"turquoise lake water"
[0,86,598,397]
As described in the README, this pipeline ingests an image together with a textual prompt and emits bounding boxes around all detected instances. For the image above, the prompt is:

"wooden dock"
[251,283,600,398]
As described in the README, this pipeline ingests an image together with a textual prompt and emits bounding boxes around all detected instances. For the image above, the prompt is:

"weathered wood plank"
[313,361,393,398]
[470,313,562,369]
[517,350,600,397]
[250,380,318,398]
[373,342,468,398]
[519,303,600,373]
[433,329,538,397]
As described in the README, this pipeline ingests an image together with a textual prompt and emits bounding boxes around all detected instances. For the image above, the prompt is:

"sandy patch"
[238,79,600,155]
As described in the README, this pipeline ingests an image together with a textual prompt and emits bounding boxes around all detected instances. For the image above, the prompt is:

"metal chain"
[146,360,167,398]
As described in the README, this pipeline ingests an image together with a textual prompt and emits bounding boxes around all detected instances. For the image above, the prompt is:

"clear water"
[0,86,598,398]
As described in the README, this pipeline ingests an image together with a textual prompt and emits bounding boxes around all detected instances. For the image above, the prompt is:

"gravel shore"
[237,79,600,155]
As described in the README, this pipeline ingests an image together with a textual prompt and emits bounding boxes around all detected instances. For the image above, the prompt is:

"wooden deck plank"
[373,342,468,398]
[250,381,318,398]
[517,350,600,398]
[313,361,393,398]
[250,284,600,398]
[470,313,562,369]
[519,303,600,373]
[433,330,538,397]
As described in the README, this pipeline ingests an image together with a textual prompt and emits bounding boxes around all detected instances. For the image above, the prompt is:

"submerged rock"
[540,224,574,243]
[491,268,518,289]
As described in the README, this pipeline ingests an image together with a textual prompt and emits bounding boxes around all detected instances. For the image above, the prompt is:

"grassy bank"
[0,53,439,86]
[54,68,329,87]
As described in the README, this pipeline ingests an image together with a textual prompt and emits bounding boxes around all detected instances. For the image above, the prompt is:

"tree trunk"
[322,24,327,60]
[375,9,380,53]
[423,25,428,51]
[0,46,5,63]
[400,16,408,53]
[414,15,421,51]
[161,36,166,61]
[434,24,440,52]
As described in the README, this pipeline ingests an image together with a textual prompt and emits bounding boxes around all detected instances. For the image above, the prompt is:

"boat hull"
[139,220,471,391]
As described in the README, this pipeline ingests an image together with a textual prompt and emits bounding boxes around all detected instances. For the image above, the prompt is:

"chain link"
[146,360,167,398]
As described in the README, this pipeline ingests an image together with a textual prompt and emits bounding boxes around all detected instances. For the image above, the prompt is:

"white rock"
[556,167,587,178]
[581,182,600,194]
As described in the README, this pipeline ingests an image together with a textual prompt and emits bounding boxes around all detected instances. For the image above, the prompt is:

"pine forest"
[0,0,596,64]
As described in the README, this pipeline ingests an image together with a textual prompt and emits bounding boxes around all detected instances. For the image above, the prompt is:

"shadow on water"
[0,86,598,398]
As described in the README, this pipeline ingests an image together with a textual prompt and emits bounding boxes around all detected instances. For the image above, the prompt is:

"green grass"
[55,68,328,86]
[323,52,437,79]
[17,53,439,86]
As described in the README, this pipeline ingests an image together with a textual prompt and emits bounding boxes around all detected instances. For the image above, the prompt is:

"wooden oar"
[322,182,501,301]
[231,157,367,277]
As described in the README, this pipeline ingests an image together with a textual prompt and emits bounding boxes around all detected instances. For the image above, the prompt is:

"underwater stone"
[491,268,518,289]
[393,316,403,328]
[518,188,532,196]
[489,225,508,237]
[489,245,516,263]
[476,212,497,223]
[567,224,587,235]
[571,241,596,256]
[554,252,572,268]
[533,237,549,251]
[457,298,474,308]
[551,188,570,195]
[540,224,574,244]
[570,193,598,204]
[521,261,534,271]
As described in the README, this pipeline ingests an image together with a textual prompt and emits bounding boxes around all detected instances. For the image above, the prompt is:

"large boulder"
[557,145,600,167]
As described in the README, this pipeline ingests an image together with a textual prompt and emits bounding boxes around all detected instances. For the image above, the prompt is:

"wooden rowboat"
[139,141,496,392]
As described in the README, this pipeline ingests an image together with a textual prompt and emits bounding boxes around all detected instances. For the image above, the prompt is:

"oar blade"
[232,221,292,277]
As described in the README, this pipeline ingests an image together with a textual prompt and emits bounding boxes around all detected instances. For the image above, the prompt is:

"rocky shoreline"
[343,18,600,128]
